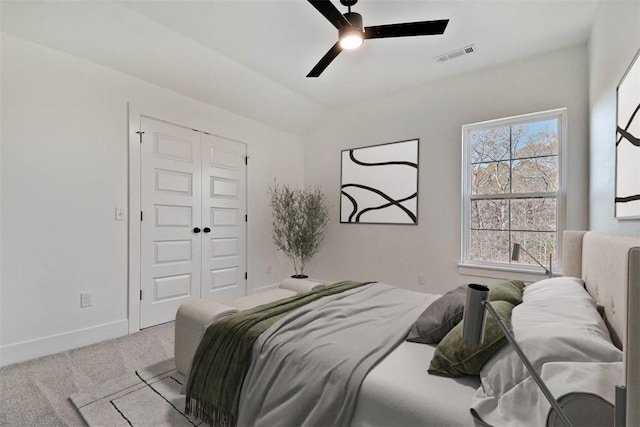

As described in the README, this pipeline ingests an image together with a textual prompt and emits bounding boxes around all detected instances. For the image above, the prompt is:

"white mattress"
[351,341,482,427]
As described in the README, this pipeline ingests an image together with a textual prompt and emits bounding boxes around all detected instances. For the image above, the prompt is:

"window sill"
[458,263,562,284]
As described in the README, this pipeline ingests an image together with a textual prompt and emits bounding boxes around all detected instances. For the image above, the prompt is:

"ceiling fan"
[307,0,449,77]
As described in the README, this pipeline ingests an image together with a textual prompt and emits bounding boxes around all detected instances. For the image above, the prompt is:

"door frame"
[127,102,248,333]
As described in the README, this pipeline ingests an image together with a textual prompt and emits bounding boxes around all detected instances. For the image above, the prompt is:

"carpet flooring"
[0,322,175,427]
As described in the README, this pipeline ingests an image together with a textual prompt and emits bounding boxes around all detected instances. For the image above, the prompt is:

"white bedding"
[351,341,482,427]
[471,278,623,426]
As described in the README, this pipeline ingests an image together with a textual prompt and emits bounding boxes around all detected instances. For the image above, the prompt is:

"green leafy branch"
[269,183,329,277]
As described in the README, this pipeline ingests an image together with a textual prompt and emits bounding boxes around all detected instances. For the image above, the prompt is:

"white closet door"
[200,133,247,302]
[140,118,202,328]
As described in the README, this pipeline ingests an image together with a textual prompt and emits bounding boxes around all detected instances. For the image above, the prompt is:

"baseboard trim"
[0,319,129,367]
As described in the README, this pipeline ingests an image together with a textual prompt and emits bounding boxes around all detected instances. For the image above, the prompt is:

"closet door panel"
[140,118,202,328]
[201,135,247,302]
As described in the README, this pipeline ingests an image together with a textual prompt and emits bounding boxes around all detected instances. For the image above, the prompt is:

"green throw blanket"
[185,280,369,426]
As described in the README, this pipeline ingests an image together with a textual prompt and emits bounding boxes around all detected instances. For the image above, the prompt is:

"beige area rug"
[70,359,204,426]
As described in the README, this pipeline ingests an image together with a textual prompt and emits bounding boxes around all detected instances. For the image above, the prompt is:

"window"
[461,109,566,272]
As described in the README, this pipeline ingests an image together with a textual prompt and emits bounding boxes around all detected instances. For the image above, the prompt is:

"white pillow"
[471,277,623,427]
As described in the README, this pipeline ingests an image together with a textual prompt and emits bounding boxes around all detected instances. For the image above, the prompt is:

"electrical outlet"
[115,207,126,221]
[81,292,93,307]
[266,264,272,274]
[418,273,426,286]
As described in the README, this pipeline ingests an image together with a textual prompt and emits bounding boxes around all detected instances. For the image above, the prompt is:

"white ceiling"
[1,0,599,134]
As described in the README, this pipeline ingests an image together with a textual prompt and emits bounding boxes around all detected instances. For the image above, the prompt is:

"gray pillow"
[406,280,525,345]
[406,285,466,344]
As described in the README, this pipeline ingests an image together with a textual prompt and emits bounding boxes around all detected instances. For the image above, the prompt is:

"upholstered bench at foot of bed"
[175,278,326,375]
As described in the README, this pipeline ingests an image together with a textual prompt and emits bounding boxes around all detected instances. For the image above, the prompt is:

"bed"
[175,231,639,426]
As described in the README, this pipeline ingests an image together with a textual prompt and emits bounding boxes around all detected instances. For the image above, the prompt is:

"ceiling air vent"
[436,44,476,63]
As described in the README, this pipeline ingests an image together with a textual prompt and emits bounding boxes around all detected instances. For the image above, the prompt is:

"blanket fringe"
[186,395,237,427]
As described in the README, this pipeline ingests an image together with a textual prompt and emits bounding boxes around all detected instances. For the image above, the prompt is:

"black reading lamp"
[511,243,553,278]
[461,284,573,427]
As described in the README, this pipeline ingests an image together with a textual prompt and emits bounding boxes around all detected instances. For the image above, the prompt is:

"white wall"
[0,34,304,366]
[303,45,590,294]
[588,0,640,236]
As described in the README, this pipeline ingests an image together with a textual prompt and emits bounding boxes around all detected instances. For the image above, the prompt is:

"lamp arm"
[519,246,552,277]
[484,302,572,427]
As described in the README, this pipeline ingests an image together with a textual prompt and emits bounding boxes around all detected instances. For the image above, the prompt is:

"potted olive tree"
[269,183,329,278]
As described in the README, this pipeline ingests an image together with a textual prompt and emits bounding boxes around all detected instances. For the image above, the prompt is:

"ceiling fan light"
[339,28,363,50]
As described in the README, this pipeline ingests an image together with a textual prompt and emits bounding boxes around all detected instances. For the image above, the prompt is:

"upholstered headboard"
[562,230,640,426]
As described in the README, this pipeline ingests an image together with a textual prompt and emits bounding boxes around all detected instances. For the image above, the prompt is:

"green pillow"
[428,300,515,377]
[488,280,525,305]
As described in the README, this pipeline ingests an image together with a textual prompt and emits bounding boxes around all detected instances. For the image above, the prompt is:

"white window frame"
[460,108,567,274]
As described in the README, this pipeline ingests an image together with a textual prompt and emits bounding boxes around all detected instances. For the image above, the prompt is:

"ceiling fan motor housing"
[342,11,363,31]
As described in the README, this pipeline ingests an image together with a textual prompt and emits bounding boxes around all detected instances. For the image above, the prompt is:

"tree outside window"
[462,109,566,271]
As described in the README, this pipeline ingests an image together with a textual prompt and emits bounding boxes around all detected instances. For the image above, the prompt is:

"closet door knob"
[203,227,211,233]
[193,227,201,233]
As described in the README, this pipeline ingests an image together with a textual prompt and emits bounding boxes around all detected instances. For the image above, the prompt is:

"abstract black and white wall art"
[616,49,640,219]
[340,139,418,224]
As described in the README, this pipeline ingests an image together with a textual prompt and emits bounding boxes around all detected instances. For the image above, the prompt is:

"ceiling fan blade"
[307,42,343,77]
[308,0,351,30]
[364,19,449,39]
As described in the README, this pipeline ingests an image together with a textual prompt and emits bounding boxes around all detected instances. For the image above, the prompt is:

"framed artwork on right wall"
[615,49,640,219]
